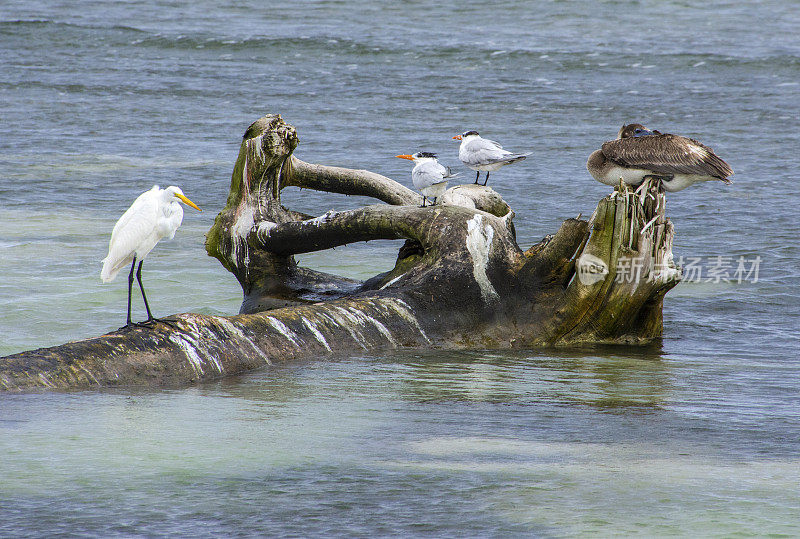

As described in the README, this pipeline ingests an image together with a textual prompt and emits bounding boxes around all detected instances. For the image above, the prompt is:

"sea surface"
[1,0,799,536]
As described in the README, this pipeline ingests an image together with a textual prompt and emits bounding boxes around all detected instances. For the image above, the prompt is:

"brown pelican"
[587,124,733,191]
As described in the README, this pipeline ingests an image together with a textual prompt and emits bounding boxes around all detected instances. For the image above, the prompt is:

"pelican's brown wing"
[601,134,733,179]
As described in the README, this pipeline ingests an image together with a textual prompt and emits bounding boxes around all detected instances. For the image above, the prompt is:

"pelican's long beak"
[452,135,462,140]
[396,154,415,160]
[176,193,202,211]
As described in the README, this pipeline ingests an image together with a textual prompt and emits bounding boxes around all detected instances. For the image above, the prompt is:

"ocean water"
[1,0,799,536]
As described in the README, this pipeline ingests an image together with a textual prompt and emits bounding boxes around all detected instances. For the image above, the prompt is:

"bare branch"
[285,156,420,206]
[249,204,510,256]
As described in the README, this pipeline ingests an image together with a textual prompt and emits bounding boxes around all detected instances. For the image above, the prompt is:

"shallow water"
[2,351,799,536]
[1,0,799,536]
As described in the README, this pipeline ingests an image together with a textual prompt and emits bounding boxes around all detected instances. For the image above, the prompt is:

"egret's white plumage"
[453,130,530,185]
[396,152,458,207]
[101,185,201,326]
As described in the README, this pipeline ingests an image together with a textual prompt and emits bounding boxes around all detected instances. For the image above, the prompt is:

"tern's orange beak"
[452,135,462,140]
[396,154,415,160]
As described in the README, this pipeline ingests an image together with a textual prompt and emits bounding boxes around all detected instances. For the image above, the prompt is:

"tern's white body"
[101,185,187,283]
[412,157,452,200]
[397,152,458,206]
[457,133,529,172]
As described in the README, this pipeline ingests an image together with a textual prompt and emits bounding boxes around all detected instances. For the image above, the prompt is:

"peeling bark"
[0,115,681,391]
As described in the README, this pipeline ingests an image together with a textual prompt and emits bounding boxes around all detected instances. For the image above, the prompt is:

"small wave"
[131,33,389,55]
[0,240,26,249]
[0,153,228,175]
[0,19,146,34]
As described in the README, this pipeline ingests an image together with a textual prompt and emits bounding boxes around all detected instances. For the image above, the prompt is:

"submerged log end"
[0,315,274,391]
[542,179,681,345]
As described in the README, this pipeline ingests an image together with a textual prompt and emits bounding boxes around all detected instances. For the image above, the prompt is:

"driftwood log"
[0,114,681,391]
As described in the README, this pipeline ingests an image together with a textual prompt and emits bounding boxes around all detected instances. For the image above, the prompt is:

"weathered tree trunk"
[0,114,681,391]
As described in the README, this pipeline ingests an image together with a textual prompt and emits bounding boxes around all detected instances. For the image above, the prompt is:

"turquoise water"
[2,352,799,536]
[2,0,799,535]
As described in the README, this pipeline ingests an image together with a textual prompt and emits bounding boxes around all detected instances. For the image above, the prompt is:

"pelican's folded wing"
[601,134,733,179]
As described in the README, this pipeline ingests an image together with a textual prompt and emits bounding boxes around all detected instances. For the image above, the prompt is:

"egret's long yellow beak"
[452,135,462,140]
[176,193,202,211]
[396,154,415,160]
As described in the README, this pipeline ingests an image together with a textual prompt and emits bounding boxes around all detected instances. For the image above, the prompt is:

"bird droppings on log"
[264,316,305,349]
[465,214,500,303]
[300,316,333,352]
[0,115,681,391]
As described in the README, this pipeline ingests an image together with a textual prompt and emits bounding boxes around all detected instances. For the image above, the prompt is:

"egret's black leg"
[126,256,137,327]
[128,262,177,329]
[482,172,490,186]
[431,196,438,206]
[136,260,155,324]
[421,196,427,208]
[474,171,480,184]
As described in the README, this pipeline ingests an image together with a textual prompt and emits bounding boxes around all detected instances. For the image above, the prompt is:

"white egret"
[101,185,201,327]
[453,130,530,186]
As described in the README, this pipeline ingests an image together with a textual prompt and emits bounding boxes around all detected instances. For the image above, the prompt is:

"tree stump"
[0,115,681,391]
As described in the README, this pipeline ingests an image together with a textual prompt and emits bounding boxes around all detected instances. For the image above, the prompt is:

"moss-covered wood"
[0,115,681,391]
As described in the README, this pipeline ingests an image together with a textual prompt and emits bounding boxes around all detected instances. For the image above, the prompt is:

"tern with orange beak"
[396,152,458,207]
[453,130,530,186]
